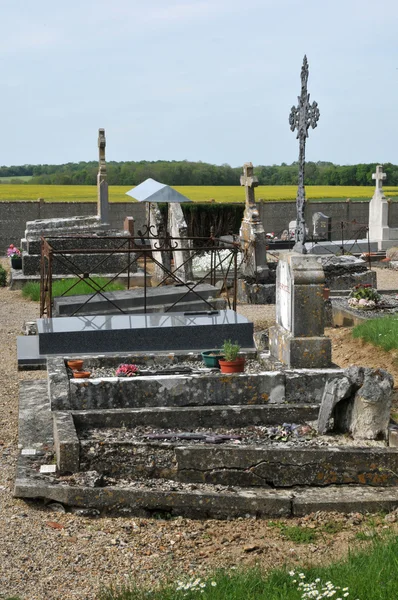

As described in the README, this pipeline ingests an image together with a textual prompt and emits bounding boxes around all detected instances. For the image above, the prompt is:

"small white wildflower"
[211,581,217,587]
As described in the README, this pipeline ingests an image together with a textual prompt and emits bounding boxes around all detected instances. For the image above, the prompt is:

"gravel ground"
[1,264,398,600]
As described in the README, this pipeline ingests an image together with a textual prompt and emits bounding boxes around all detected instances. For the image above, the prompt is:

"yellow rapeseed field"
[0,184,397,203]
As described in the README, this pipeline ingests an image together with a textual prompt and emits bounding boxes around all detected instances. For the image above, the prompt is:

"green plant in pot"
[218,339,245,373]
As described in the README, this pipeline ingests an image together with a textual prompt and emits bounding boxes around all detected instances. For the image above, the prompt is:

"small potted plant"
[348,283,380,311]
[7,244,22,269]
[201,349,225,368]
[218,339,245,374]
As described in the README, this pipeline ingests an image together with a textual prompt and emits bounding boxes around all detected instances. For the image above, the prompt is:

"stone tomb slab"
[37,310,254,354]
[53,283,222,317]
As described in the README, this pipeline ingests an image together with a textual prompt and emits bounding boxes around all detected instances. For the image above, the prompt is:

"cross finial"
[372,165,386,193]
[301,55,309,89]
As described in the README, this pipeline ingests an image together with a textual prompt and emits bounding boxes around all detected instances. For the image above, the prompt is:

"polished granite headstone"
[37,310,254,354]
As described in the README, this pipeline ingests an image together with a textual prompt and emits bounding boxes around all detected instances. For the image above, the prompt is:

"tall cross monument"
[369,164,389,248]
[289,55,320,253]
[239,162,269,282]
[97,128,109,224]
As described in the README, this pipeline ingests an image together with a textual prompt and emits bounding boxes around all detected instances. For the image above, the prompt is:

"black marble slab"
[37,310,254,354]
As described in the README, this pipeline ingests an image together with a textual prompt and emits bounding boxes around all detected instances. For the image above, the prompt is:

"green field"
[0,184,397,203]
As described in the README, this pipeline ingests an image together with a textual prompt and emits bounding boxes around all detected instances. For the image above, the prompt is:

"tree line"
[1,160,398,186]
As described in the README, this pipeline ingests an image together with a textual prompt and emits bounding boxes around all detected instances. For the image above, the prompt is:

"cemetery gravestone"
[368,165,398,249]
[312,212,331,241]
[269,253,331,368]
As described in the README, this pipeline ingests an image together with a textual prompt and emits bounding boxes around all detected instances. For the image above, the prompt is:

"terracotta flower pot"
[218,358,245,374]
[67,360,84,371]
[72,370,91,379]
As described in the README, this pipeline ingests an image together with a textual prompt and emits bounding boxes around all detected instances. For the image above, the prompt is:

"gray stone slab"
[293,486,398,516]
[14,472,292,518]
[306,240,378,255]
[17,336,46,368]
[53,412,80,473]
[72,404,321,430]
[38,310,254,354]
[53,283,221,316]
[66,371,285,411]
[176,446,398,487]
[18,380,52,448]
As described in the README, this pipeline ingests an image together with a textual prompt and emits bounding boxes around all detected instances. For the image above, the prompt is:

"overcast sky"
[1,0,397,167]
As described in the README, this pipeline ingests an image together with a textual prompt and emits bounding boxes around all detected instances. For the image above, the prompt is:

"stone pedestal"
[269,253,331,368]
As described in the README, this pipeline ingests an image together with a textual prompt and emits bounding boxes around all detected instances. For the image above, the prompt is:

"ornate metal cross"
[98,128,107,180]
[289,55,320,253]
[372,165,386,194]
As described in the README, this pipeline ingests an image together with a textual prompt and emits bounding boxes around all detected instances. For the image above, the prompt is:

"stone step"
[14,457,398,518]
[71,404,321,430]
[74,438,398,488]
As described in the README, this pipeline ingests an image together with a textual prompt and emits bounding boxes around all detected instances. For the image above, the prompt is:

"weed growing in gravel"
[267,521,318,544]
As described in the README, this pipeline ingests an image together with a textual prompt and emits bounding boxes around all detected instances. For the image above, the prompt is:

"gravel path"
[0,265,398,600]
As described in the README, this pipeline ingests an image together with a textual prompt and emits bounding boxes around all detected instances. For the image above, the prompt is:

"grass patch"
[22,277,124,302]
[0,184,398,203]
[100,534,398,600]
[268,521,318,543]
[352,315,398,352]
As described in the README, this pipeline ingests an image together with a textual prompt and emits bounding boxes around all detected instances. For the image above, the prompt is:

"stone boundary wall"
[2,198,398,253]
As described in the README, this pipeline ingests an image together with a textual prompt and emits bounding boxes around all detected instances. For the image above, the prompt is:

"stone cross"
[289,55,320,253]
[239,162,269,283]
[240,162,258,207]
[97,128,109,223]
[372,165,386,194]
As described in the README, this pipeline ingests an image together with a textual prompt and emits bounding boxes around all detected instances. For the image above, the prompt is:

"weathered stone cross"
[97,128,109,223]
[98,128,107,179]
[240,162,258,208]
[372,165,386,193]
[289,55,320,253]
